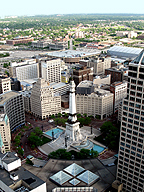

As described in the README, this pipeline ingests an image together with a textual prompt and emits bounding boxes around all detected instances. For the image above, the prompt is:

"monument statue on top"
[65,80,82,142]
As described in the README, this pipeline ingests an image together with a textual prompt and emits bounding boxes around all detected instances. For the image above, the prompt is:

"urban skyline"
[0,0,144,18]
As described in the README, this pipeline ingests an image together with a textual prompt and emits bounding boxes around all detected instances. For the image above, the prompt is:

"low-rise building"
[50,82,70,96]
[6,37,33,45]
[49,41,68,50]
[76,80,94,95]
[31,39,52,48]
[0,152,47,192]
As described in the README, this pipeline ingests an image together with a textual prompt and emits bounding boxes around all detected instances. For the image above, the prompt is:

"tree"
[17,147,24,156]
[84,117,91,125]
[57,113,62,118]
[34,127,42,136]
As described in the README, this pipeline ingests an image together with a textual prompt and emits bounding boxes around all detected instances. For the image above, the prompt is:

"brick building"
[6,37,34,45]
[105,67,127,84]
[73,66,93,86]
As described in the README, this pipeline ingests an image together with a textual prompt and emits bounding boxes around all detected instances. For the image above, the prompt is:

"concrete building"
[93,75,111,87]
[0,91,25,131]
[49,41,68,50]
[87,57,111,75]
[9,59,38,81]
[0,75,11,94]
[0,152,47,192]
[76,80,94,95]
[0,114,11,152]
[73,66,93,86]
[41,58,61,83]
[31,39,52,48]
[22,90,31,112]
[117,50,144,192]
[30,79,61,119]
[50,82,70,96]
[76,88,113,119]
[110,81,127,112]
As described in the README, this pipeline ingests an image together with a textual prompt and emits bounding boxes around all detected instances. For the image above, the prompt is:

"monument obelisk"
[65,80,82,142]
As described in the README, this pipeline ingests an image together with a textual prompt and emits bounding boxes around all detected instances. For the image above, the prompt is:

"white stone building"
[87,57,111,75]
[9,59,38,80]
[76,88,113,119]
[0,114,11,152]
[110,81,127,112]
[30,79,61,119]
[0,76,11,94]
[41,58,61,83]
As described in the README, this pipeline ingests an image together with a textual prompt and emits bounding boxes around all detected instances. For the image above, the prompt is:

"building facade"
[9,59,38,81]
[110,81,127,112]
[87,57,111,75]
[30,79,61,119]
[0,76,11,94]
[117,50,144,192]
[0,114,11,152]
[0,91,25,131]
[41,59,61,83]
[73,66,93,86]
[6,37,33,45]
[76,89,113,119]
[105,67,127,84]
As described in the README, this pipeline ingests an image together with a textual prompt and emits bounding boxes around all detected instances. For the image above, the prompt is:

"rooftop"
[77,80,93,88]
[108,46,142,55]
[33,158,116,192]
[131,49,144,65]
[0,91,20,106]
[46,50,100,58]
[0,166,45,190]
[0,152,19,164]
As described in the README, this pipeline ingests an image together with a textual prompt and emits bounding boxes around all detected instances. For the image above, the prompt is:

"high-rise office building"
[0,91,25,131]
[30,79,61,119]
[41,58,61,83]
[117,50,144,192]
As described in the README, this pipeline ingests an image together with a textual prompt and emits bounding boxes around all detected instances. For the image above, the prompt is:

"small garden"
[13,125,51,156]
[28,127,51,149]
[48,148,99,160]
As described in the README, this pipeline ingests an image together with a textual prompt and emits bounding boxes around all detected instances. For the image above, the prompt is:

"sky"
[0,0,144,18]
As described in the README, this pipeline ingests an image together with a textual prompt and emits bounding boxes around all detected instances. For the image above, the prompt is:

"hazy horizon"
[1,0,144,18]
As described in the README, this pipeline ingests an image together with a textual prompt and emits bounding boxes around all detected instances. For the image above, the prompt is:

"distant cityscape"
[0,14,144,192]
